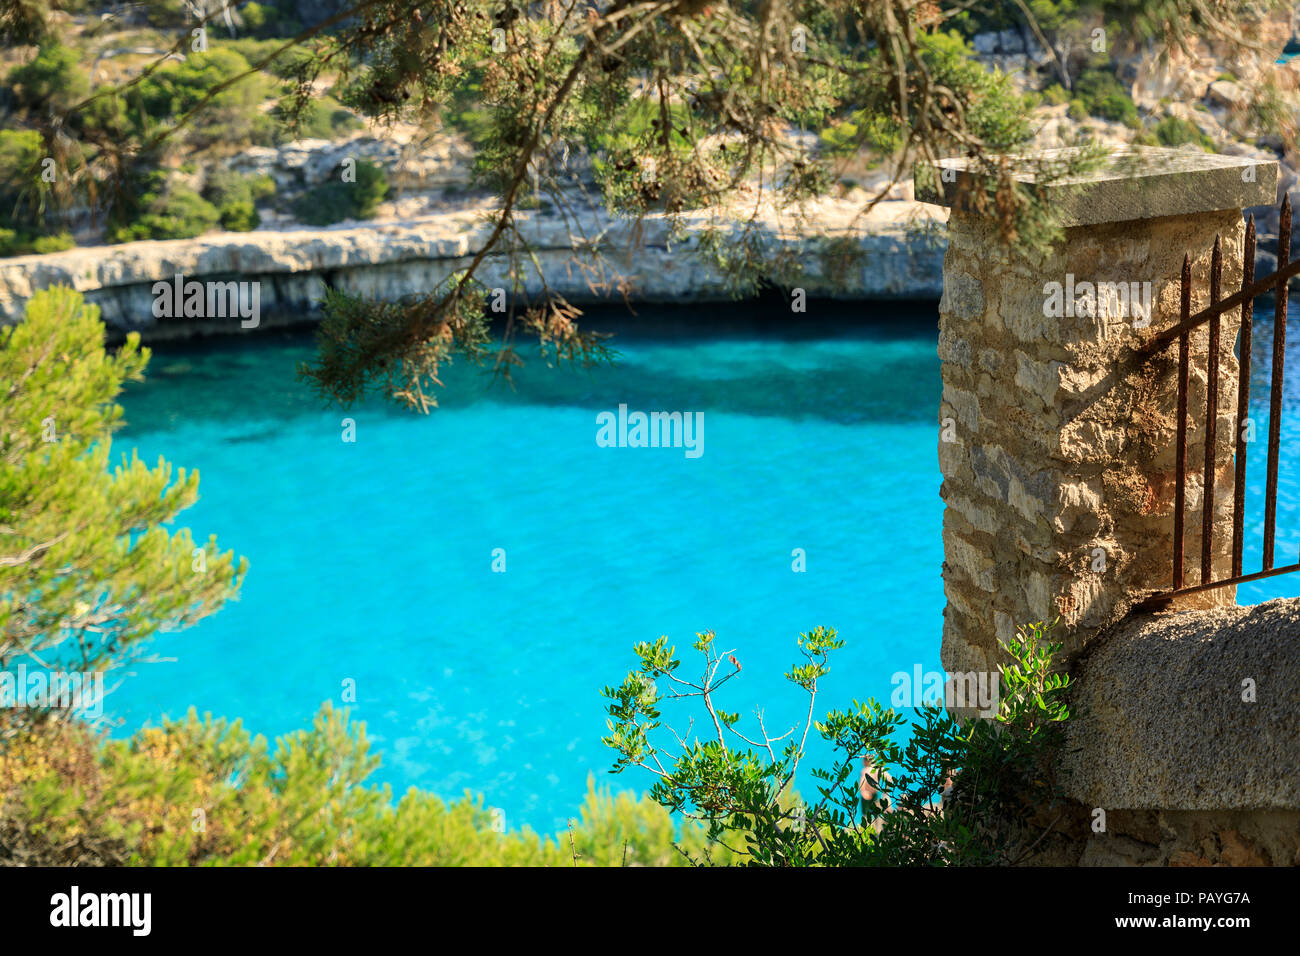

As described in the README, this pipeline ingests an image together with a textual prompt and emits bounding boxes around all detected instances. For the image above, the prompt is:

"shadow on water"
[121,298,943,435]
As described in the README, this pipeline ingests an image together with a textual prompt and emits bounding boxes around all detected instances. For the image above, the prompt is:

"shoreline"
[0,199,948,340]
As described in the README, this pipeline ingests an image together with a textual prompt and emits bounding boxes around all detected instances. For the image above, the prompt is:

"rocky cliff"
[0,194,946,339]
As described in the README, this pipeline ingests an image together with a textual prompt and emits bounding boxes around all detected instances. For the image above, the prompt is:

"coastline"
[0,196,947,340]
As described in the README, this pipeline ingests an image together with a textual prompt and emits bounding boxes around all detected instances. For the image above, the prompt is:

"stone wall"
[921,148,1297,866]
[1026,599,1300,866]
[937,206,1245,679]
[1022,805,1300,866]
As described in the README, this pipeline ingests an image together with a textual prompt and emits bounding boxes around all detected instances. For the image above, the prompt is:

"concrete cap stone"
[1060,597,1300,811]
[915,147,1278,226]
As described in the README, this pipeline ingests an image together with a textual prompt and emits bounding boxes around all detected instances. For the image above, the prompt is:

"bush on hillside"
[109,171,221,242]
[0,129,75,256]
[130,48,277,150]
[216,199,258,231]
[1153,115,1215,150]
[290,160,389,225]
[238,0,304,38]
[280,94,365,141]
[1040,83,1070,106]
[1068,69,1139,127]
[24,231,75,254]
[5,42,88,115]
[141,0,197,27]
[202,169,276,231]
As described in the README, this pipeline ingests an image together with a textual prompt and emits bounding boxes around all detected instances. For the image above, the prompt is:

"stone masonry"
[918,149,1278,679]
[917,149,1300,867]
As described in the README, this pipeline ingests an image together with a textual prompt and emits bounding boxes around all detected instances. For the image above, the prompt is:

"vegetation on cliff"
[1,2,1288,405]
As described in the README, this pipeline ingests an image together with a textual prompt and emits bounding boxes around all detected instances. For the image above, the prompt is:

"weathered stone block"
[937,328,972,365]
[941,383,980,433]
[939,270,984,320]
[1014,350,1065,408]
[944,528,996,592]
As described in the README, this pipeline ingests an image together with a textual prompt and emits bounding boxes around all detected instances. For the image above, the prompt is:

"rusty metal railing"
[1138,195,1298,607]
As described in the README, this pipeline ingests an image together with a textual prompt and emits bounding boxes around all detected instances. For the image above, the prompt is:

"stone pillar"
[917,149,1278,679]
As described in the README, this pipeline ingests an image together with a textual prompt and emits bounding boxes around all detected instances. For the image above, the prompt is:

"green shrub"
[0,223,71,254]
[291,160,389,225]
[202,169,275,230]
[291,183,355,225]
[818,118,858,156]
[109,171,221,242]
[923,30,1032,149]
[805,30,1028,163]
[1070,69,1139,127]
[0,703,713,866]
[0,230,70,258]
[30,232,74,253]
[250,174,276,201]
[0,129,44,191]
[813,31,1029,158]
[604,621,1072,866]
[140,0,192,28]
[130,48,277,149]
[5,42,89,115]
[0,129,72,256]
[285,95,365,140]
[0,224,72,256]
[0,287,243,682]
[204,168,276,206]
[226,38,315,79]
[239,1,275,34]
[237,0,302,38]
[1040,83,1069,106]
[218,200,259,231]
[1154,115,1215,150]
[250,176,276,202]
[818,112,901,157]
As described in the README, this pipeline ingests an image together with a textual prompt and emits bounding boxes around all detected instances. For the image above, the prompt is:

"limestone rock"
[1061,598,1300,811]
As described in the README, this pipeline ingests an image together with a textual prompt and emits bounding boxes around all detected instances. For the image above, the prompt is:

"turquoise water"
[113,303,948,832]
[110,300,1300,831]
[1227,305,1300,604]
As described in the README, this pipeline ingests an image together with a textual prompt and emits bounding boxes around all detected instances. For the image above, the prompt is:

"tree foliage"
[0,287,245,702]
[4,1,1292,410]
[0,702,723,866]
